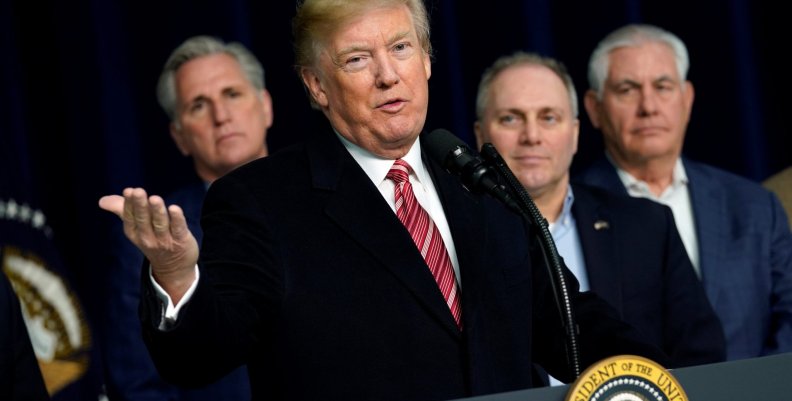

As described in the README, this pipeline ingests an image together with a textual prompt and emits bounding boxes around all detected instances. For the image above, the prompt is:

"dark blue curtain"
[2,0,789,398]
[2,1,103,399]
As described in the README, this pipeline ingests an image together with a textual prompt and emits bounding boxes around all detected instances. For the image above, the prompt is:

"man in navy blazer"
[100,2,669,400]
[102,36,273,400]
[474,51,725,369]
[578,24,792,360]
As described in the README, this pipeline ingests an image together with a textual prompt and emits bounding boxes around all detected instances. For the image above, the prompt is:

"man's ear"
[300,67,329,108]
[682,81,695,122]
[583,90,602,129]
[423,51,431,80]
[169,123,190,156]
[259,89,274,129]
[571,117,580,156]
[473,120,485,150]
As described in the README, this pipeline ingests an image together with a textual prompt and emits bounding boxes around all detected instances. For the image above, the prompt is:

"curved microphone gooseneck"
[423,129,581,379]
[479,143,581,379]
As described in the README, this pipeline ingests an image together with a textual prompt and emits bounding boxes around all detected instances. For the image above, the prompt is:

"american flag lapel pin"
[594,220,610,231]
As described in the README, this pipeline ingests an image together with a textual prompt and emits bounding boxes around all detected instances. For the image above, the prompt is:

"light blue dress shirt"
[547,185,589,292]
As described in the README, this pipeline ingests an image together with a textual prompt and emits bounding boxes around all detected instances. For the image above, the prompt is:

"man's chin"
[517,174,552,194]
[379,123,422,146]
[387,113,424,131]
[630,146,677,161]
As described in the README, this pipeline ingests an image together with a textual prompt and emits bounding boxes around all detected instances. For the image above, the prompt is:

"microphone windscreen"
[423,128,466,166]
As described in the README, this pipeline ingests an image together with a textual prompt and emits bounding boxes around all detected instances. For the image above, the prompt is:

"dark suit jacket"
[0,271,49,400]
[571,183,725,366]
[104,183,250,401]
[141,131,668,401]
[577,157,792,360]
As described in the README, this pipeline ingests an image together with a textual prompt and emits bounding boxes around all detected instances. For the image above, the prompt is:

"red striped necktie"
[387,159,462,329]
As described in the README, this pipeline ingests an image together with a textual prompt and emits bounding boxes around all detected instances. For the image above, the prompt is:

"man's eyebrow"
[539,105,566,115]
[611,74,677,86]
[336,30,411,54]
[221,84,243,94]
[330,43,371,67]
[496,108,526,118]
[336,44,370,58]
[653,75,677,84]
[610,79,641,87]
[385,30,410,46]
[185,94,208,105]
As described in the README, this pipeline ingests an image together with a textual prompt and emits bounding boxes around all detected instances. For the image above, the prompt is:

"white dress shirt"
[612,156,700,277]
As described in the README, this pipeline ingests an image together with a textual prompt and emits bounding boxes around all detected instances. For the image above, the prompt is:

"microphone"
[425,128,581,377]
[423,129,520,212]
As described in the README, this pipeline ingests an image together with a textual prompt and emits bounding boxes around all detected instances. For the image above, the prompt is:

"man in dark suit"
[99,1,668,400]
[578,24,792,360]
[473,51,725,370]
[102,36,272,400]
[1,270,49,400]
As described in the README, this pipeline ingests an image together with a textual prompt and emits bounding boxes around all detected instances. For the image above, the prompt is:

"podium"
[453,352,792,400]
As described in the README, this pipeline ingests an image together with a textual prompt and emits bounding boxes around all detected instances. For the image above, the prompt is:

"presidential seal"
[566,355,687,401]
[1,198,92,395]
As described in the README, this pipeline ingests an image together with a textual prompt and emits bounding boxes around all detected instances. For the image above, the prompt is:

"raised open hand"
[99,187,199,302]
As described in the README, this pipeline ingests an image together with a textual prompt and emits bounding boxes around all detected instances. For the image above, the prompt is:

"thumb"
[167,204,192,241]
[98,195,125,217]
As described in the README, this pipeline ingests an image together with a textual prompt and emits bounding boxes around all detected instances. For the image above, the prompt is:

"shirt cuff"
[149,264,200,330]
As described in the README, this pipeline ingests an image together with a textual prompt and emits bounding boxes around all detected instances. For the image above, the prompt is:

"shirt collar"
[335,131,426,186]
[607,153,689,194]
[549,185,575,232]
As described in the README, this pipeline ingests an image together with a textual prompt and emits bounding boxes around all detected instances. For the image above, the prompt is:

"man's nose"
[518,119,541,145]
[375,56,400,88]
[638,87,660,116]
[212,101,231,125]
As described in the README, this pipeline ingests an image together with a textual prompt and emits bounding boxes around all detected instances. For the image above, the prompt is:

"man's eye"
[190,101,205,113]
[499,114,520,125]
[617,86,635,94]
[346,55,367,65]
[342,55,368,71]
[657,84,673,92]
[393,42,415,59]
[541,114,559,124]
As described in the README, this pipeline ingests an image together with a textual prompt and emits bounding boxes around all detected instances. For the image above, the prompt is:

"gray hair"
[156,35,266,122]
[588,24,689,99]
[476,51,578,119]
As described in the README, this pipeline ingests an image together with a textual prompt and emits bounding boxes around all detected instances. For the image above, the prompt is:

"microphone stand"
[479,143,582,379]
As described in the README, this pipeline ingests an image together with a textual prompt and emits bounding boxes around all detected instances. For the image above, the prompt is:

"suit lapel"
[575,157,630,196]
[684,160,724,306]
[307,133,461,336]
[571,185,624,315]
